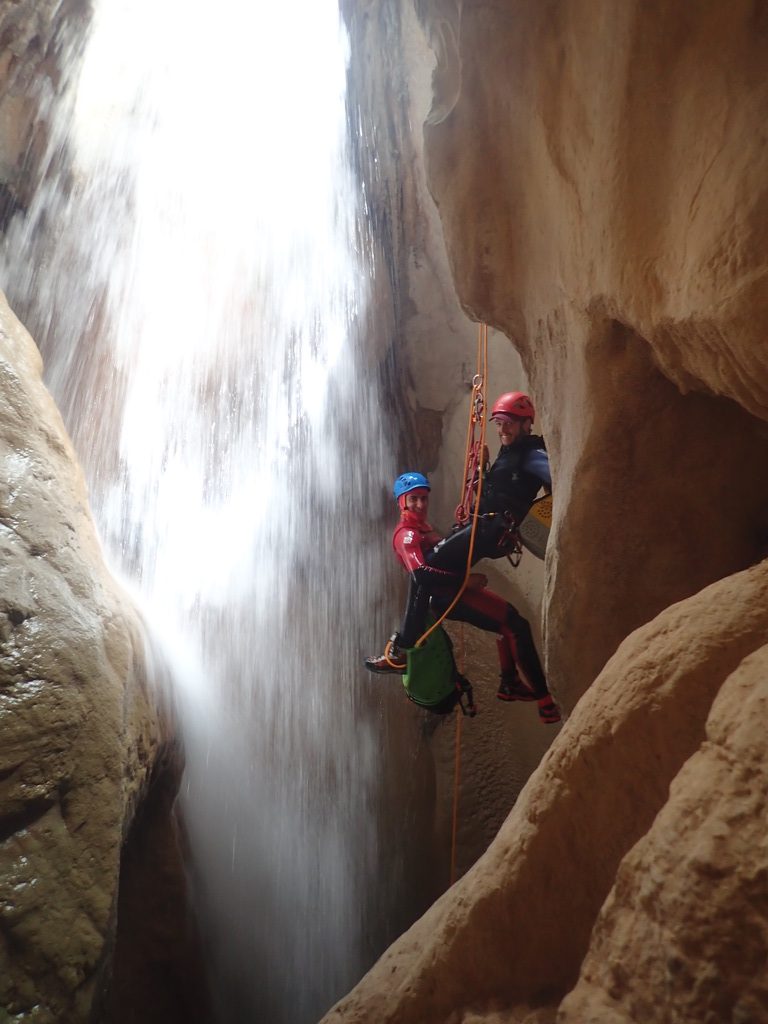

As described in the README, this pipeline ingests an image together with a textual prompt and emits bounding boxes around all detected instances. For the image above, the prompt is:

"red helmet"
[491,391,535,422]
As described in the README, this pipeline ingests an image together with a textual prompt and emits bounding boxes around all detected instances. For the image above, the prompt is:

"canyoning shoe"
[364,651,406,675]
[496,671,537,702]
[537,696,562,724]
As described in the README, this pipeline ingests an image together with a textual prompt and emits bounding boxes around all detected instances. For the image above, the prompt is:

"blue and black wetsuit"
[429,434,551,572]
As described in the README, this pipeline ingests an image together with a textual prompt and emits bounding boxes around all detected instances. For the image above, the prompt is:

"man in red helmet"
[481,390,550,523]
[364,469,561,724]
[424,390,550,571]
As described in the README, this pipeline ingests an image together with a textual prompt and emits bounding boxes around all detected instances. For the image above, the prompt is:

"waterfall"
[1,1,400,1020]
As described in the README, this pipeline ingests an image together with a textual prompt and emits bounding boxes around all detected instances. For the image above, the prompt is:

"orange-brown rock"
[559,644,768,1024]
[322,560,768,1024]
[0,293,162,1022]
[417,0,768,707]
[327,3,768,1018]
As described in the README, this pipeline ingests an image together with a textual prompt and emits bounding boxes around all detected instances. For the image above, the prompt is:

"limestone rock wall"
[0,0,87,210]
[418,0,768,707]
[345,0,559,884]
[0,292,162,1023]
[323,562,768,1024]
[327,1,768,1022]
[559,643,768,1024]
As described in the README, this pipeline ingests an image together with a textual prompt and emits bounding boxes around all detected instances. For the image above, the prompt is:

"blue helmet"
[393,471,430,501]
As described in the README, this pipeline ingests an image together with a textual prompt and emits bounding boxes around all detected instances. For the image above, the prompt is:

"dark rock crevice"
[99,751,213,1024]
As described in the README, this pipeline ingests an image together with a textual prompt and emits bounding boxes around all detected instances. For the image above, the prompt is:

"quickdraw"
[455,372,486,527]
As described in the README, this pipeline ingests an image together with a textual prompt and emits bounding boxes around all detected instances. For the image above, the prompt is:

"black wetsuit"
[427,434,551,572]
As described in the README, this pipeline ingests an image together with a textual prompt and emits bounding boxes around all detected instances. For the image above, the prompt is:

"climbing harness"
[505,526,524,567]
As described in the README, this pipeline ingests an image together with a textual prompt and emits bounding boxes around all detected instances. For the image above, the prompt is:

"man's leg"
[432,587,560,723]
[428,516,516,570]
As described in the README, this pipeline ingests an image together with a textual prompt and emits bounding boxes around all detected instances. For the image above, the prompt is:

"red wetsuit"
[392,509,549,696]
[392,510,453,582]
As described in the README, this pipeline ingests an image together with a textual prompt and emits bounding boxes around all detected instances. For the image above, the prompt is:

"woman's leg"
[398,577,430,648]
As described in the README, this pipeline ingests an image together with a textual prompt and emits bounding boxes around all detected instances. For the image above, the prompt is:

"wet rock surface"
[0,0,88,203]
[0,293,162,1022]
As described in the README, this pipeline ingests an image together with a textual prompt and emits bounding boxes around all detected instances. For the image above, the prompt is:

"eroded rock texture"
[0,293,162,1022]
[323,562,768,1024]
[560,644,768,1023]
[345,0,558,882]
[418,0,768,707]
[0,0,87,210]
[327,1,768,1021]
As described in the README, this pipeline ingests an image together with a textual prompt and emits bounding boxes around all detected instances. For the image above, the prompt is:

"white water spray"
[2,1,398,1019]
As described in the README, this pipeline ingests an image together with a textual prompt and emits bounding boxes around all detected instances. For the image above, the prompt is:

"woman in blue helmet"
[365,471,560,724]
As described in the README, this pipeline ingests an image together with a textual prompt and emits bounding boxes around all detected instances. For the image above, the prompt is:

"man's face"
[404,489,430,516]
[493,414,525,446]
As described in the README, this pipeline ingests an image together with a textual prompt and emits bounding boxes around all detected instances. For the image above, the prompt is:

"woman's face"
[404,489,429,516]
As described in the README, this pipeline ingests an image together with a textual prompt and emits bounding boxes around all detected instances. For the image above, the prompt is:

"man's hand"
[467,572,488,591]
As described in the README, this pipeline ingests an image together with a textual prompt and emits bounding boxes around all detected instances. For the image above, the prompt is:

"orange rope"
[450,621,465,886]
[445,323,489,886]
[450,696,463,884]
[415,323,489,649]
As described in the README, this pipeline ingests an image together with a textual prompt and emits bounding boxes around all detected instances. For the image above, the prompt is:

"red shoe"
[537,696,561,724]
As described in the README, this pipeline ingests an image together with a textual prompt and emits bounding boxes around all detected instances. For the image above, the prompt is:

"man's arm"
[524,446,552,490]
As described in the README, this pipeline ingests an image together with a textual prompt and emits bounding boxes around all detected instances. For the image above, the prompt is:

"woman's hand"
[467,572,488,591]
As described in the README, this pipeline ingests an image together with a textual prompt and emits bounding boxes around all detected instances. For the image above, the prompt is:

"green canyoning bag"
[402,620,474,716]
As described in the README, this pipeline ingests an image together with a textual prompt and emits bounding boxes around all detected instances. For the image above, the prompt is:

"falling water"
[1,1,399,1020]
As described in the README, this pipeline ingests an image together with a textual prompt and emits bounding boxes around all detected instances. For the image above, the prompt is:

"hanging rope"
[415,322,489,650]
[449,620,466,886]
[446,323,490,886]
[382,323,491,881]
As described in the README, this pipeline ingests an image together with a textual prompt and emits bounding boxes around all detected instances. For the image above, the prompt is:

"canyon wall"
[0,0,87,210]
[0,293,164,1022]
[417,0,768,706]
[345,0,560,884]
[0,9,197,1020]
[1,0,766,1020]
[326,1,768,1021]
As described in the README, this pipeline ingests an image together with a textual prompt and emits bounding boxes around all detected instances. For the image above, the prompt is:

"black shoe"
[364,652,406,675]
[497,671,536,702]
[537,696,562,724]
